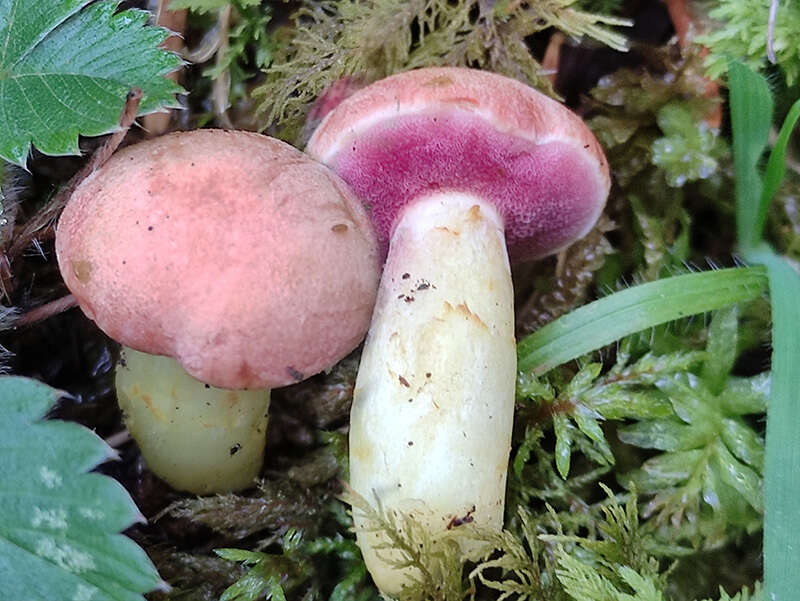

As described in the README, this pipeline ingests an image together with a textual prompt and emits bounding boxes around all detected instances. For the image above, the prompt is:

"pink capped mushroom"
[56,129,380,493]
[306,67,610,594]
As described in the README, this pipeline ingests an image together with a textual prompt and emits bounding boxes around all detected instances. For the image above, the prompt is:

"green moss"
[699,0,800,85]
[253,0,629,140]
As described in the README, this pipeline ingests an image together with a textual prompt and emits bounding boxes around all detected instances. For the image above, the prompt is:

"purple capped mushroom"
[307,67,610,595]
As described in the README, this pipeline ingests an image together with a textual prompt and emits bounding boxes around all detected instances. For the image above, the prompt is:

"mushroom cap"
[306,67,611,261]
[56,130,380,389]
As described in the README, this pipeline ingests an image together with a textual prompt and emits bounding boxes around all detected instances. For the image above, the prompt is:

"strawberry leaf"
[0,376,165,601]
[0,0,181,167]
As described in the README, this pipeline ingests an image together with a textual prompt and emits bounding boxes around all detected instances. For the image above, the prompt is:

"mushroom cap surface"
[306,67,610,261]
[56,130,380,389]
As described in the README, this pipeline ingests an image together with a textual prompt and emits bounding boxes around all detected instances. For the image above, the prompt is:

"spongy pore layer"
[306,67,610,262]
[328,110,604,261]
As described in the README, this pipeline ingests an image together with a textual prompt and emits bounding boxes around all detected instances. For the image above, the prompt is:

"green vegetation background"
[1,1,800,600]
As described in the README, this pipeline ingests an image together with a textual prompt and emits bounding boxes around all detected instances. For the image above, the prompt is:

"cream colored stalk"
[350,193,516,596]
[116,347,269,494]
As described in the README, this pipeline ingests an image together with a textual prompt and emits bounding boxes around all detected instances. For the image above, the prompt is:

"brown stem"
[143,0,187,136]
[663,0,692,47]
[15,294,78,327]
[767,0,779,64]
[104,429,132,448]
[6,89,142,268]
[212,4,233,129]
[541,32,565,86]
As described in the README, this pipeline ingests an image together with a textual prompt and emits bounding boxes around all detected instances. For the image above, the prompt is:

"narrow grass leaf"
[758,98,800,241]
[729,60,800,601]
[728,61,772,248]
[517,267,767,375]
[744,248,800,600]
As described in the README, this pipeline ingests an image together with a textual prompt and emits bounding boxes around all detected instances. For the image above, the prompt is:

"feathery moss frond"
[341,486,465,601]
[543,485,670,601]
[254,0,629,140]
[516,347,705,480]
[466,506,559,601]
[698,0,800,85]
[619,306,767,546]
[700,582,763,601]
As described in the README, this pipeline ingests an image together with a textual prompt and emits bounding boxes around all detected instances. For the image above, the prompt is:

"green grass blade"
[517,267,767,375]
[745,247,800,601]
[728,61,773,249]
[759,98,800,241]
[729,60,800,601]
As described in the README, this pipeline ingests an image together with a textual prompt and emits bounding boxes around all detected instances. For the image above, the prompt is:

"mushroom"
[115,346,270,494]
[56,129,380,493]
[306,67,610,594]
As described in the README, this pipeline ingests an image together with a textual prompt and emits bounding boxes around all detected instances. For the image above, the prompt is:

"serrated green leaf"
[516,371,555,401]
[700,460,723,513]
[571,405,614,465]
[0,0,182,167]
[586,388,673,420]
[0,376,163,601]
[656,374,718,425]
[617,419,685,452]
[567,363,603,396]
[631,351,708,379]
[573,410,604,444]
[707,469,758,528]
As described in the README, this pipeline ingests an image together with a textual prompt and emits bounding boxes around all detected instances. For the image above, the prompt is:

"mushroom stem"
[116,347,270,494]
[350,192,516,595]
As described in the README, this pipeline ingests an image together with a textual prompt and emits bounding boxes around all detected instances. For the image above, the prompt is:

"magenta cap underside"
[328,110,606,261]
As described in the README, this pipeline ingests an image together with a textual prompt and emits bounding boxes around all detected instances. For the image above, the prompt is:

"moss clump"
[254,0,629,141]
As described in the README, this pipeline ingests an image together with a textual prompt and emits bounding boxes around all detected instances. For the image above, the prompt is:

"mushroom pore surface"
[307,67,610,261]
[56,130,380,389]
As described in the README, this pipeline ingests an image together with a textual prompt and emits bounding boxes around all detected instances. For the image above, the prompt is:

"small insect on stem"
[446,505,476,529]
